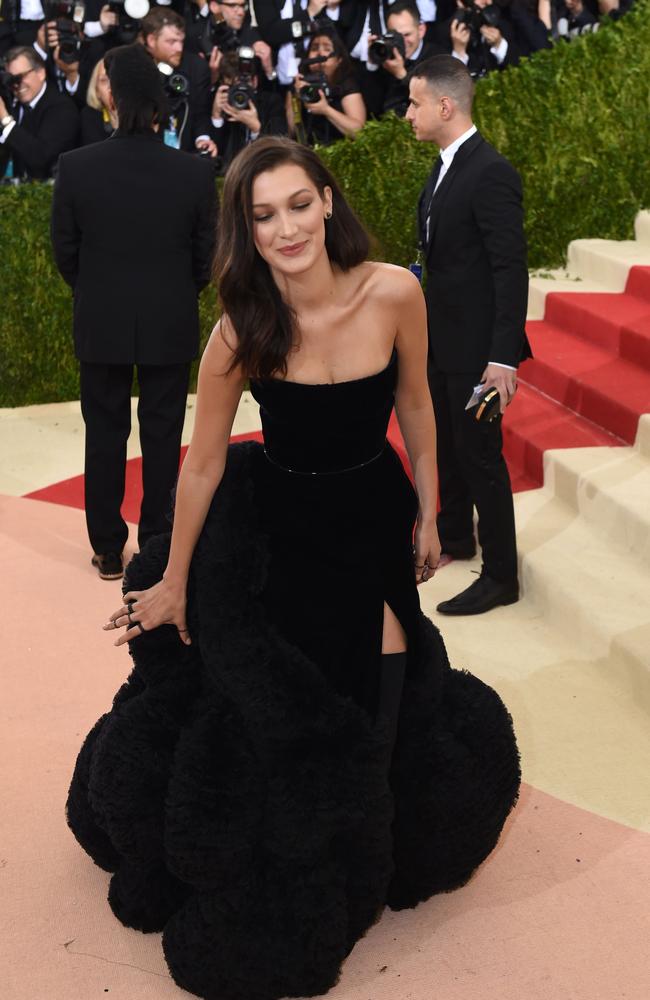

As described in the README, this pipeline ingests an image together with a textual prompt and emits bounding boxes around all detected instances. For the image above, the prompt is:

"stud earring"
[325,210,332,220]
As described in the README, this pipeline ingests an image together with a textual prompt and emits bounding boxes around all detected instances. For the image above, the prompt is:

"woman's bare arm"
[391,268,441,579]
[163,319,246,588]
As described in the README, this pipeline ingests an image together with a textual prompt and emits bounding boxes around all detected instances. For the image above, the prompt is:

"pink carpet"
[3,491,649,1000]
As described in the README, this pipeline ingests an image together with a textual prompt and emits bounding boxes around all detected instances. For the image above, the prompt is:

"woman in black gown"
[67,137,520,1000]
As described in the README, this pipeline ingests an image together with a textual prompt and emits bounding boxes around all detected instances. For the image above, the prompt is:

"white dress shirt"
[434,123,477,193]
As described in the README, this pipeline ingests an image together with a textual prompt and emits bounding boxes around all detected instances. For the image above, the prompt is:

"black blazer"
[0,84,79,180]
[51,131,218,365]
[418,131,531,373]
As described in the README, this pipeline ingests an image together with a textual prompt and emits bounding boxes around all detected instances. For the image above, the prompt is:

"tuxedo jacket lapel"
[425,131,484,255]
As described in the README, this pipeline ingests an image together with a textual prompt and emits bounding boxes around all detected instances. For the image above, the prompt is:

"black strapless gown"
[67,354,520,1000]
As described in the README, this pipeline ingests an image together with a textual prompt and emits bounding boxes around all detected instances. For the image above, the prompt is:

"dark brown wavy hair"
[214,137,370,379]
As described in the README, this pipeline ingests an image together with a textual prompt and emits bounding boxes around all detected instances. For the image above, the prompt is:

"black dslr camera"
[368,30,406,65]
[42,0,85,64]
[201,16,240,58]
[0,63,16,106]
[227,46,257,111]
[106,0,150,45]
[297,54,330,106]
[454,0,501,37]
[158,61,190,112]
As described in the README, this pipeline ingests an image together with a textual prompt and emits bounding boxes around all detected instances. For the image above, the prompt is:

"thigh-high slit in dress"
[66,350,520,1000]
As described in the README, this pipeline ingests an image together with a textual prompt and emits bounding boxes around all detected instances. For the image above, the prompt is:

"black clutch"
[473,386,501,423]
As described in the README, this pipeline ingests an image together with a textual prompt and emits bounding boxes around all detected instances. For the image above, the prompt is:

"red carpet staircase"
[503,265,650,489]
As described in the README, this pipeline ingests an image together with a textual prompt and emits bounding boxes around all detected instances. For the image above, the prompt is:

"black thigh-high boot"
[377,652,407,759]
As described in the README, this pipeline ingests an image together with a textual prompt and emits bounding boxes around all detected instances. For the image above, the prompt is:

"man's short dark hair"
[6,45,46,70]
[410,54,475,113]
[141,8,185,39]
[386,2,421,25]
[104,44,168,134]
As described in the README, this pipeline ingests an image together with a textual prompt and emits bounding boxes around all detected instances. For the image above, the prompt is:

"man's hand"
[45,20,60,49]
[382,45,407,79]
[450,19,470,54]
[0,95,8,119]
[253,40,274,77]
[99,4,119,31]
[480,363,517,414]
[195,137,218,158]
[307,0,328,16]
[480,24,503,46]
[208,45,222,86]
[212,83,230,117]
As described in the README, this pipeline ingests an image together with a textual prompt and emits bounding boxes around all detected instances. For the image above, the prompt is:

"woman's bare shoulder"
[362,261,424,304]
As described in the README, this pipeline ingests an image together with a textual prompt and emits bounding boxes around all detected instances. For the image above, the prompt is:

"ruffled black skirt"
[67,442,520,1000]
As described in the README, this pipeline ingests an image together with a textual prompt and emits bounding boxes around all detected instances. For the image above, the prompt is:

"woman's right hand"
[104,577,191,647]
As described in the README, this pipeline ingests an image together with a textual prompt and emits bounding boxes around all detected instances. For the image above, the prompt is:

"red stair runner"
[500,264,650,484]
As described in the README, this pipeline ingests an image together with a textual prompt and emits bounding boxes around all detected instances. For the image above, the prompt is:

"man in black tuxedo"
[141,7,216,156]
[51,43,217,580]
[0,45,78,179]
[406,54,530,615]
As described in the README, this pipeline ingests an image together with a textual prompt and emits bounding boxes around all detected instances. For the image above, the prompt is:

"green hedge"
[1,3,649,406]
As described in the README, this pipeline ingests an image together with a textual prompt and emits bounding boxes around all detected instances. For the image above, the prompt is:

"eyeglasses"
[8,68,39,86]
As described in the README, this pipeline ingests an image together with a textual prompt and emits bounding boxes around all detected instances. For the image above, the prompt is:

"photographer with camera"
[141,7,215,155]
[198,0,275,89]
[252,0,335,87]
[208,45,285,167]
[287,24,365,145]
[444,0,518,76]
[0,44,78,178]
[32,4,101,107]
[51,42,218,579]
[368,2,443,117]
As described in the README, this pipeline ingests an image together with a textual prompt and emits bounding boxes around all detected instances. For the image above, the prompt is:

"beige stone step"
[542,445,650,566]
[514,487,650,672]
[566,237,650,291]
[634,209,650,244]
[527,272,611,321]
[635,413,650,458]
[527,211,650,319]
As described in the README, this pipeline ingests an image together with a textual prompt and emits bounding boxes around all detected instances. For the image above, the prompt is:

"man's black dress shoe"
[440,537,477,560]
[436,573,519,616]
[91,552,123,580]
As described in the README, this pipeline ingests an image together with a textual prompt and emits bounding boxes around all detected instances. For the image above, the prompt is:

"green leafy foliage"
[1,4,649,405]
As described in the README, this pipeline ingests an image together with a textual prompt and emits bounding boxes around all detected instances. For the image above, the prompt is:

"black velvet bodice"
[249,351,397,476]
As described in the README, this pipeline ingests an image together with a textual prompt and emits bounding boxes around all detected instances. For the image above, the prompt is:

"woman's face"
[95,61,111,110]
[307,35,341,82]
[251,163,333,278]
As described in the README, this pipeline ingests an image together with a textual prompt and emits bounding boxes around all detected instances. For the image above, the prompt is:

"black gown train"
[66,352,520,1000]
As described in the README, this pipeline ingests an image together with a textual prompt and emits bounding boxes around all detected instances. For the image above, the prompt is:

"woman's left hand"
[413,517,441,585]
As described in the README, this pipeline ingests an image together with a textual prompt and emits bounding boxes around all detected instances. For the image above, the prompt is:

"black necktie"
[425,155,443,243]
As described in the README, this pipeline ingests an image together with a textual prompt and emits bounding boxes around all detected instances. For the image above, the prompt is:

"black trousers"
[80,362,190,555]
[428,364,518,585]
